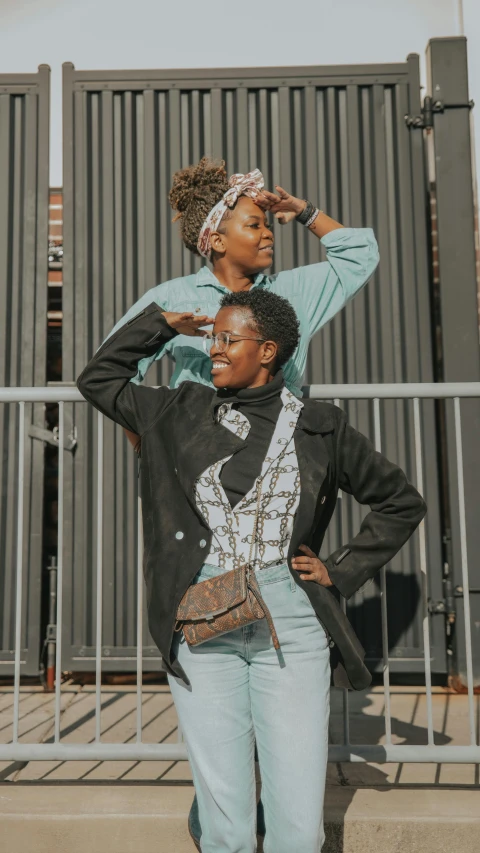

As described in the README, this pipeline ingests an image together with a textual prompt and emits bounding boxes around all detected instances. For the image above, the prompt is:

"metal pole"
[54,401,65,741]
[12,402,25,743]
[373,399,392,744]
[95,411,104,743]
[136,493,143,743]
[453,398,476,744]
[334,398,350,747]
[426,36,480,687]
[45,556,57,692]
[413,398,434,745]
[1,383,480,403]
[0,742,479,764]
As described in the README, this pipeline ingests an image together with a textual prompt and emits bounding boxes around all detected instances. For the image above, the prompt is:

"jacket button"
[321,496,326,504]
[175,531,184,541]
[199,539,207,548]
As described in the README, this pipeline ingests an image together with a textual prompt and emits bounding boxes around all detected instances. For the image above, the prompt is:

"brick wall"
[48,189,63,330]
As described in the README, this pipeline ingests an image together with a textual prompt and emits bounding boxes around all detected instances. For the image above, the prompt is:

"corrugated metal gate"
[62,56,446,673]
[0,65,50,675]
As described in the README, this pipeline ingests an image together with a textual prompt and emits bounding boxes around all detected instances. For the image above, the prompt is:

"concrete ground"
[0,681,479,851]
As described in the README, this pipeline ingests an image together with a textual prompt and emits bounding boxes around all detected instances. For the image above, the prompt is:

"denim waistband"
[196,562,291,586]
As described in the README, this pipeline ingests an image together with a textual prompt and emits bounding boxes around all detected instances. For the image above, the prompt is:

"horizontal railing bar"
[0,388,82,402]
[0,743,479,763]
[305,383,480,399]
[1,383,480,403]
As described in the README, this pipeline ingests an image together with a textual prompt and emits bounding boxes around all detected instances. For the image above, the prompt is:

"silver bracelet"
[305,208,322,228]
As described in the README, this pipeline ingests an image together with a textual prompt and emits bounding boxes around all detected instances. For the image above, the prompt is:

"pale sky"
[0,0,478,185]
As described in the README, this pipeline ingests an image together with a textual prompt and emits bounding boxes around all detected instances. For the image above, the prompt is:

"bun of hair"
[169,157,229,255]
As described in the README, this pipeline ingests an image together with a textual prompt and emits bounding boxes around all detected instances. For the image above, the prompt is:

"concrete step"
[0,783,479,853]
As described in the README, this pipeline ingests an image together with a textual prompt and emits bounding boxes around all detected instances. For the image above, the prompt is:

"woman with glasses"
[78,288,425,853]
[103,156,379,846]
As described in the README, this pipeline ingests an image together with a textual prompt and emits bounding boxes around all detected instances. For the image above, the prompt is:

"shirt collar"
[196,266,269,290]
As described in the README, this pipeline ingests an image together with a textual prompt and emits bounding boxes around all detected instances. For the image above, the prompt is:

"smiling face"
[209,196,274,274]
[209,306,278,389]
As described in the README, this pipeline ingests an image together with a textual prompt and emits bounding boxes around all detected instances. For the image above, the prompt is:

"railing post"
[426,37,480,687]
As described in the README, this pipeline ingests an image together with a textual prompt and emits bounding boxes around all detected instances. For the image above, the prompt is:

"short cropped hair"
[219,289,300,367]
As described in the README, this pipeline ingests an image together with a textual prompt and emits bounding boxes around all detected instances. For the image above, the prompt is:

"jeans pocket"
[294,585,330,645]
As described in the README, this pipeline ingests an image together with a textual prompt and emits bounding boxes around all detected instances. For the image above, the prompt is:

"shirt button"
[329,640,335,648]
[321,496,326,504]
[175,531,184,541]
[199,539,207,548]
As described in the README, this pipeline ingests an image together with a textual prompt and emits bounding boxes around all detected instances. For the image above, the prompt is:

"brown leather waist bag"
[175,563,279,648]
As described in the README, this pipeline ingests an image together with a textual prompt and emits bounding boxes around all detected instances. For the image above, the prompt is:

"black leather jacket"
[77,304,426,690]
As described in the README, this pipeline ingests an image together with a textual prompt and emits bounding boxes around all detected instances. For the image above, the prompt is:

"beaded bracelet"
[295,200,322,227]
[305,207,321,228]
[295,200,315,225]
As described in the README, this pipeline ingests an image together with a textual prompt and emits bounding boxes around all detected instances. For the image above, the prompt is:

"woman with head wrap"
[103,157,380,845]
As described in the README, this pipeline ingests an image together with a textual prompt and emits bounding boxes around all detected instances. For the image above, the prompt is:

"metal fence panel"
[0,65,50,675]
[62,57,445,674]
[2,382,479,766]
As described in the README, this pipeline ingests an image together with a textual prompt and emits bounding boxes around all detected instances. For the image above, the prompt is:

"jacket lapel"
[173,406,245,506]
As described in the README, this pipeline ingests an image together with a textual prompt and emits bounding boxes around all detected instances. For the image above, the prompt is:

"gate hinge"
[28,424,77,452]
[405,96,474,129]
[428,598,447,614]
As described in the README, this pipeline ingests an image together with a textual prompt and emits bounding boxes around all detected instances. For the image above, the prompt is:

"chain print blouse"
[194,387,303,572]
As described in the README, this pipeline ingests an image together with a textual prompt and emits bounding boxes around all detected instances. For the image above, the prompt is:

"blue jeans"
[168,563,331,853]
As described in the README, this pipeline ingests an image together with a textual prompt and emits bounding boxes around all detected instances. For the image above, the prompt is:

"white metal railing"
[0,382,479,765]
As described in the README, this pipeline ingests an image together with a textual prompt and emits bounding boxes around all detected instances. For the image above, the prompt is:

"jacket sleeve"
[77,304,179,435]
[285,227,379,337]
[100,283,172,385]
[325,418,427,600]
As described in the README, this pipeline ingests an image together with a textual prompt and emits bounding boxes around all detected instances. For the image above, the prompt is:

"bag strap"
[247,575,281,650]
[244,457,284,651]
[245,476,264,579]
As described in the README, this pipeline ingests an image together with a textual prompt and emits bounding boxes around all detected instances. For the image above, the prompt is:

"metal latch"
[46,624,56,642]
[405,95,474,129]
[428,599,447,614]
[28,424,77,452]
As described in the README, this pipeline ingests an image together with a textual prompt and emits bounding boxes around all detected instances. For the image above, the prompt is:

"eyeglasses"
[203,331,266,354]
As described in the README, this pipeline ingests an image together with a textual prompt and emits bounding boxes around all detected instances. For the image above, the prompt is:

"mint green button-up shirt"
[107,227,378,396]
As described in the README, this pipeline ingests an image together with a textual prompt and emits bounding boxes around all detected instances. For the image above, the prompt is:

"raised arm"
[77,306,212,435]
[102,283,172,384]
[257,187,379,337]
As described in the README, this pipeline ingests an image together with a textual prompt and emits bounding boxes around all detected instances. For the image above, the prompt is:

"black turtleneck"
[212,370,285,508]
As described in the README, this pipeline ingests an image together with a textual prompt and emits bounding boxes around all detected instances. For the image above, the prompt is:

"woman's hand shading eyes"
[254,186,305,224]
[163,312,214,337]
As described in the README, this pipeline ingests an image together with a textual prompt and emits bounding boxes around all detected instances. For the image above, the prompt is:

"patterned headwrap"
[197,168,264,259]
